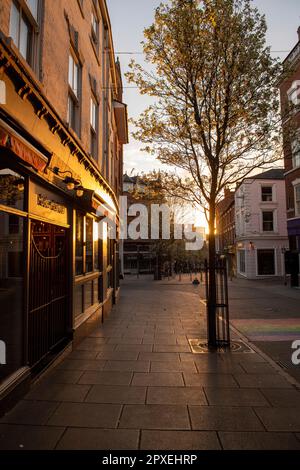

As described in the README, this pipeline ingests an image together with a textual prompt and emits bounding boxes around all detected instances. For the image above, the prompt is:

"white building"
[235,169,289,279]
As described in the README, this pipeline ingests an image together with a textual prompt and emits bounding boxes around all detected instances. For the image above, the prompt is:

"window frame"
[291,135,300,169]
[262,210,274,232]
[67,50,81,135]
[261,186,273,202]
[90,93,99,160]
[294,184,300,217]
[9,0,41,71]
[257,249,276,276]
[238,250,246,274]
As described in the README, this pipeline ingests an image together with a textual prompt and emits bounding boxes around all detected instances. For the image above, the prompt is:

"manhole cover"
[188,339,255,354]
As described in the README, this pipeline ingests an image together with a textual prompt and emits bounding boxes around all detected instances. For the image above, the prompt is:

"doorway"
[28,220,70,367]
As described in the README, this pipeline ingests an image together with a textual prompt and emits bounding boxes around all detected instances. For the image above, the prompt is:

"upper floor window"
[67,52,81,135]
[287,80,300,107]
[9,0,40,69]
[295,184,300,217]
[261,186,273,202]
[262,211,274,232]
[90,95,98,159]
[91,10,99,47]
[291,136,300,169]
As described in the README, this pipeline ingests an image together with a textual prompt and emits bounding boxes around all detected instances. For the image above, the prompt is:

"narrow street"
[0,277,300,450]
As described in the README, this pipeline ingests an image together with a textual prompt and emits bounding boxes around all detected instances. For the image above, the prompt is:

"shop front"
[0,148,72,407]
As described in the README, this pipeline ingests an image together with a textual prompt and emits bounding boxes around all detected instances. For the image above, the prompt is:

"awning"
[0,121,49,172]
[113,100,128,144]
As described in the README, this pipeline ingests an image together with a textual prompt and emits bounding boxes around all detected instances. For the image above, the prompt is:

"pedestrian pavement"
[1,276,300,450]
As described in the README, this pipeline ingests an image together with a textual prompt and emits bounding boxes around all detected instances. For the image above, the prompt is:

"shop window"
[0,168,25,210]
[257,249,275,275]
[239,250,245,273]
[68,51,81,135]
[9,0,40,71]
[261,186,273,202]
[74,283,83,317]
[94,221,101,270]
[84,280,93,310]
[75,212,84,275]
[0,211,24,384]
[262,211,274,232]
[86,217,93,273]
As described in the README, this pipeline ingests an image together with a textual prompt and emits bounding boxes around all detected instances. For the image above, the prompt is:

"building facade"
[0,0,127,411]
[279,27,300,286]
[216,188,236,276]
[235,170,289,280]
[121,175,155,276]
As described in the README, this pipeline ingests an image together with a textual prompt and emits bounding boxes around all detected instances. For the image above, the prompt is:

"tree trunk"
[207,201,217,347]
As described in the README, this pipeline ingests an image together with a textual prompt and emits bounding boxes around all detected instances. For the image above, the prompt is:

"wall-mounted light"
[14,178,25,192]
[50,166,85,197]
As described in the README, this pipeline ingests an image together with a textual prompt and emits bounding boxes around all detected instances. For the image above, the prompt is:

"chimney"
[298,26,300,42]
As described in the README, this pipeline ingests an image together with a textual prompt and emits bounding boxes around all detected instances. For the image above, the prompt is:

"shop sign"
[37,193,65,215]
[29,182,68,225]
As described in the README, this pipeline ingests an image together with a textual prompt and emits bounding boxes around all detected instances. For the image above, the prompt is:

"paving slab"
[104,360,150,372]
[47,403,122,428]
[260,388,300,407]
[219,431,300,450]
[97,351,139,361]
[234,373,293,389]
[119,405,190,430]
[140,430,221,450]
[150,361,197,373]
[183,373,238,388]
[0,424,65,450]
[0,400,59,425]
[146,387,207,405]
[132,372,184,387]
[254,407,300,431]
[189,406,264,431]
[85,385,147,404]
[204,388,269,406]
[78,371,133,386]
[56,428,140,450]
[57,359,106,371]
[24,383,91,402]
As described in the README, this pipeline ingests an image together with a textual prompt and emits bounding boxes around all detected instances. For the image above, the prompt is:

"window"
[91,10,99,47]
[9,214,20,234]
[295,184,300,216]
[291,137,300,169]
[239,250,245,273]
[0,212,24,384]
[9,0,39,69]
[0,168,25,210]
[90,95,98,159]
[86,217,93,273]
[261,186,273,202]
[67,52,81,134]
[257,249,275,276]
[262,211,274,232]
[75,212,84,275]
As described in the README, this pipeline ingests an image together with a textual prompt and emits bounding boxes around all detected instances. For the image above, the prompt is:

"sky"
[106,0,300,227]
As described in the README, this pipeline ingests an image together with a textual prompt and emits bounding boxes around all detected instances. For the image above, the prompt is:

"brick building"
[279,27,300,286]
[0,0,127,411]
[216,188,235,252]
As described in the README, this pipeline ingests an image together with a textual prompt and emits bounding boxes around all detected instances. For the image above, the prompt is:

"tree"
[126,0,282,347]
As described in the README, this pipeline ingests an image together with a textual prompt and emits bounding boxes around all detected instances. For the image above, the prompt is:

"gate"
[28,221,69,367]
[204,258,230,347]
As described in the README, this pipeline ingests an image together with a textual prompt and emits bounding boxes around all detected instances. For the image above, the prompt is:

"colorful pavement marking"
[231,319,300,342]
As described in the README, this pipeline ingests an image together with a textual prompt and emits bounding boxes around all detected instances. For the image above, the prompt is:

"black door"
[28,221,70,367]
